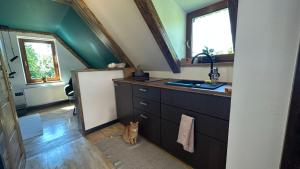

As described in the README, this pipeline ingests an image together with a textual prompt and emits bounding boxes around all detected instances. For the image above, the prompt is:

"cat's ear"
[130,122,133,125]
[136,122,139,125]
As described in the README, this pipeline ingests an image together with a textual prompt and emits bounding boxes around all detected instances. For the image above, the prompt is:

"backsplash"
[147,65,234,82]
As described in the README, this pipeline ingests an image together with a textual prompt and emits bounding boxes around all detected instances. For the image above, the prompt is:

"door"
[0,42,25,169]
[114,82,133,125]
[161,120,226,169]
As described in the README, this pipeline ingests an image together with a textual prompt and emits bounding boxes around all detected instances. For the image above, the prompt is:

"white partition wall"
[77,70,124,130]
[226,0,300,169]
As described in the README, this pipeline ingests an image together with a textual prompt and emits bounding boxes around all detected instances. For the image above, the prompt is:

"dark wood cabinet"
[114,80,230,169]
[161,120,226,169]
[132,85,161,145]
[114,82,133,125]
[161,104,229,142]
[134,109,160,145]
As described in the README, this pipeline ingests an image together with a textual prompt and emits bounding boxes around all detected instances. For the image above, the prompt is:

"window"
[19,39,60,84]
[186,1,234,63]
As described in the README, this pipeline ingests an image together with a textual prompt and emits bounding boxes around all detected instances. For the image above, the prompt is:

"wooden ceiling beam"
[134,0,181,73]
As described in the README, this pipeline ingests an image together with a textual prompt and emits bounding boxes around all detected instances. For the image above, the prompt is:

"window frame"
[186,0,234,63]
[18,39,61,84]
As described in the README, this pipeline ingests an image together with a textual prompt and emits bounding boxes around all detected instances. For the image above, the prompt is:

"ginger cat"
[122,122,139,144]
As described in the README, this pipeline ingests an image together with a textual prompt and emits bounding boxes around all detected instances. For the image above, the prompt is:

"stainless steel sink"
[165,80,224,90]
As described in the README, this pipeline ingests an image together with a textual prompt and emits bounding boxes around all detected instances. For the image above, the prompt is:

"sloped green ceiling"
[0,0,119,68]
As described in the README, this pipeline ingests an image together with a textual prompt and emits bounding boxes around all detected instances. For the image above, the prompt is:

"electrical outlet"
[15,92,24,96]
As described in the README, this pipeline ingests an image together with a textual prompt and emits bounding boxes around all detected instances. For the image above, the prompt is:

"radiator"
[24,85,68,107]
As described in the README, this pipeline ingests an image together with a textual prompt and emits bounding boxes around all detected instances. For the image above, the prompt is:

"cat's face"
[130,122,139,129]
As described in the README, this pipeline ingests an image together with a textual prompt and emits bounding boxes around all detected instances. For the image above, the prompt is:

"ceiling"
[83,0,171,71]
[174,0,222,13]
[0,0,119,68]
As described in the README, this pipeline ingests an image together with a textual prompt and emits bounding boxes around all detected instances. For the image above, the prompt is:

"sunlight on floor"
[41,125,65,142]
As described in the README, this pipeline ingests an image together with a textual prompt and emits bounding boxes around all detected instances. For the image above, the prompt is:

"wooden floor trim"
[85,119,119,135]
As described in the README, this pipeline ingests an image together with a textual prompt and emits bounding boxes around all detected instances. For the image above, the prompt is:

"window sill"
[26,81,65,88]
[181,54,234,67]
[181,62,234,67]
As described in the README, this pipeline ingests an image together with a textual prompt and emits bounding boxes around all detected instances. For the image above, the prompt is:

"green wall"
[0,0,119,68]
[152,0,186,60]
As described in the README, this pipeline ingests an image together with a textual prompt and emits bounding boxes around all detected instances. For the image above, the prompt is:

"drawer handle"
[140,114,149,119]
[139,101,148,106]
[138,88,148,92]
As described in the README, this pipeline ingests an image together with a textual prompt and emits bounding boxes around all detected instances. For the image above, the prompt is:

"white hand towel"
[177,114,194,153]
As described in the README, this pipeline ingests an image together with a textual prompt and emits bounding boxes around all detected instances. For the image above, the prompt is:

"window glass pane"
[24,42,56,79]
[192,8,233,56]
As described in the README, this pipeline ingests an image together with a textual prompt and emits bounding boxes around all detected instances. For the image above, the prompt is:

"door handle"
[139,88,147,92]
[139,101,148,106]
[186,40,191,49]
[140,114,149,119]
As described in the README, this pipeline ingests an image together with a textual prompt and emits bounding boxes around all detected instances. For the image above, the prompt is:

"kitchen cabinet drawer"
[161,89,231,120]
[161,104,228,142]
[133,97,160,117]
[134,109,160,145]
[161,120,226,169]
[133,85,160,101]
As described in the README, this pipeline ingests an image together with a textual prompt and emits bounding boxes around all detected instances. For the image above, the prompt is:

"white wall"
[83,0,170,71]
[0,31,86,107]
[148,65,233,82]
[77,70,123,130]
[174,0,221,13]
[83,0,234,81]
[152,0,186,60]
[226,0,300,169]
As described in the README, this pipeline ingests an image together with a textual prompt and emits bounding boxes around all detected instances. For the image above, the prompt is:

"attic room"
[0,0,299,169]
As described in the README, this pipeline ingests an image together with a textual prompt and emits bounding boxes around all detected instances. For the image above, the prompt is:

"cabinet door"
[161,120,226,169]
[134,109,160,145]
[114,82,133,125]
